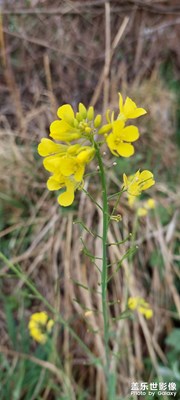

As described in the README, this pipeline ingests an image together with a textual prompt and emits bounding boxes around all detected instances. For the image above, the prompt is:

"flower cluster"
[38,93,154,207]
[38,103,100,206]
[28,312,54,344]
[128,297,153,319]
[137,198,155,217]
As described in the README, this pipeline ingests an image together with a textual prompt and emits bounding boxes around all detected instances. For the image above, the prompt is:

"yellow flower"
[47,173,80,207]
[38,138,68,157]
[123,170,155,196]
[50,104,82,142]
[49,103,102,142]
[137,198,156,217]
[137,207,148,217]
[145,198,156,209]
[38,137,95,206]
[28,312,54,344]
[118,93,147,122]
[128,297,153,319]
[106,120,139,157]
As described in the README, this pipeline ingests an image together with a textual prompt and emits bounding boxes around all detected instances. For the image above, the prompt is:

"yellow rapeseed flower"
[123,170,155,196]
[118,93,147,122]
[128,297,153,319]
[28,312,54,344]
[38,137,95,206]
[137,197,156,216]
[106,120,139,157]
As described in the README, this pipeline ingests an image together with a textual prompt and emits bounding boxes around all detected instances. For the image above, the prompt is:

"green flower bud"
[98,123,112,134]
[76,112,83,122]
[94,114,102,128]
[79,103,87,119]
[87,106,94,121]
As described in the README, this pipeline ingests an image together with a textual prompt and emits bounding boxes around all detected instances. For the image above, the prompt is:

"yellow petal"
[123,97,147,119]
[112,120,125,134]
[47,176,63,191]
[140,170,155,191]
[38,138,67,157]
[58,181,75,207]
[123,173,128,188]
[50,120,80,141]
[76,147,95,164]
[43,155,62,172]
[74,165,85,182]
[60,158,76,176]
[127,108,147,119]
[116,142,134,157]
[118,93,123,113]
[57,104,74,124]
[67,144,81,155]
[119,126,139,142]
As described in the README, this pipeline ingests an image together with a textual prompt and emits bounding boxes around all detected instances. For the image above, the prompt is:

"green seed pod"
[87,106,94,121]
[79,103,87,119]
[94,114,102,128]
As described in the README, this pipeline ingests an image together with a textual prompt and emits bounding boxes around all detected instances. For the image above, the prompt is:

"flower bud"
[94,114,102,128]
[87,106,94,121]
[98,123,112,134]
[79,103,87,119]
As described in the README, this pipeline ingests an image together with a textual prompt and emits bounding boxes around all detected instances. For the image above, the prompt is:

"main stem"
[94,142,111,396]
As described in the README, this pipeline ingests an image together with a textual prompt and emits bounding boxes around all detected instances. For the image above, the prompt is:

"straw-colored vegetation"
[0,1,180,399]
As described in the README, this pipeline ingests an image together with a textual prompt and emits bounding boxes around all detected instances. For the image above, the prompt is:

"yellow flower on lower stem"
[137,198,156,216]
[47,173,80,207]
[145,198,156,209]
[128,297,153,319]
[137,207,148,217]
[106,120,139,157]
[123,170,155,196]
[28,312,54,344]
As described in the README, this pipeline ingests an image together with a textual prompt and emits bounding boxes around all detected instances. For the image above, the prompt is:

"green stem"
[94,141,113,398]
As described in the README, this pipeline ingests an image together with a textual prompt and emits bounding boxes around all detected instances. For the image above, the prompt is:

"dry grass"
[0,1,180,399]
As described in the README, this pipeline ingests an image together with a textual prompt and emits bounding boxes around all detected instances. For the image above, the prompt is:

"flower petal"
[57,104,75,124]
[50,120,80,141]
[74,164,85,182]
[38,138,67,157]
[118,92,123,113]
[127,108,147,119]
[116,142,134,157]
[47,176,63,191]
[120,126,139,142]
[60,158,76,176]
[140,170,155,190]
[58,181,75,207]
[112,120,125,134]
[43,155,62,172]
[124,97,146,119]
